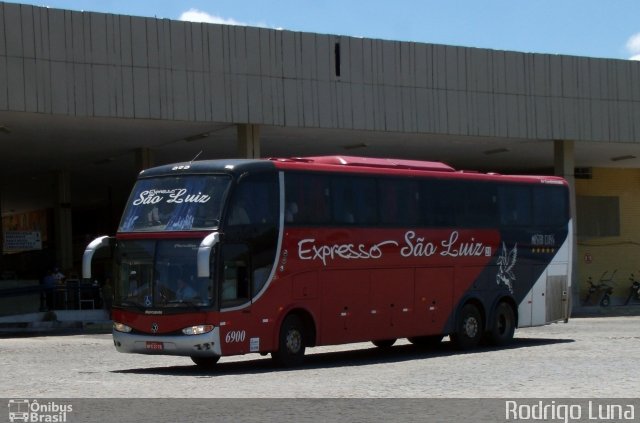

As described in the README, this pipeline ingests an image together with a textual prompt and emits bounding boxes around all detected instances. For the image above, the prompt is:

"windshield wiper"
[119,300,146,311]
[166,299,200,308]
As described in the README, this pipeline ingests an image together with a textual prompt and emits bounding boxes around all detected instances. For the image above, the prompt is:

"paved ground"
[0,316,638,398]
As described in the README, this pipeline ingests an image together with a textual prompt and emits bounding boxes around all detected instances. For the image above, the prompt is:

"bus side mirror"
[197,232,220,278]
[82,236,114,279]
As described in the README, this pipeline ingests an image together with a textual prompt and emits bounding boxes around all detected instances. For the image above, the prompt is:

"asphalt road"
[1,316,639,399]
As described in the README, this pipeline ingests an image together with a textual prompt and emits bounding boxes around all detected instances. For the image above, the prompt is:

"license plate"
[145,341,164,351]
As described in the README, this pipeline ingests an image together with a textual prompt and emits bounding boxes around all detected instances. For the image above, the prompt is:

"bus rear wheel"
[451,303,483,350]
[372,339,396,348]
[272,315,306,367]
[191,356,220,369]
[486,302,515,346]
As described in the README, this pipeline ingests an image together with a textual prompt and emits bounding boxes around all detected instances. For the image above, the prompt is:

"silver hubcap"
[463,317,479,338]
[286,329,302,353]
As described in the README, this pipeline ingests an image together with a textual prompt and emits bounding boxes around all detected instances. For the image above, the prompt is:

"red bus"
[83,156,571,367]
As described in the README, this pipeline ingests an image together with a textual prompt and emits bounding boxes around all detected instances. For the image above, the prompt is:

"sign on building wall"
[2,209,48,253]
[2,230,43,252]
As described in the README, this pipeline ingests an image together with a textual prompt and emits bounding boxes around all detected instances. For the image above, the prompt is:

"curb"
[0,320,112,336]
[572,305,640,318]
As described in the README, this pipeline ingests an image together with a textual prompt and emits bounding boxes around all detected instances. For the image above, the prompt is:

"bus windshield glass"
[118,175,231,232]
[113,239,216,310]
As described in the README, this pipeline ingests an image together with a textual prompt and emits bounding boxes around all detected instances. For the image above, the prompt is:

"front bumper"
[112,326,221,357]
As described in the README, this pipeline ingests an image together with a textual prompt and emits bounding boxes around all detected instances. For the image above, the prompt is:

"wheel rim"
[497,314,507,335]
[463,316,479,338]
[286,329,302,354]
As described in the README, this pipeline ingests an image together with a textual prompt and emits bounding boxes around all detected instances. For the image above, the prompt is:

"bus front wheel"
[372,339,396,348]
[451,303,483,350]
[191,356,220,369]
[272,315,306,367]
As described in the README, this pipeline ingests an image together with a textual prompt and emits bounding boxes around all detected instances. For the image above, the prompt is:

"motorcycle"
[583,270,616,307]
[624,273,640,305]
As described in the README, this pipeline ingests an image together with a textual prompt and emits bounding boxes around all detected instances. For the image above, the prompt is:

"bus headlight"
[113,322,132,333]
[182,325,215,335]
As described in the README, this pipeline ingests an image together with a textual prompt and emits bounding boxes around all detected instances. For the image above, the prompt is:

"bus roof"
[270,156,567,185]
[137,155,567,186]
[138,159,274,178]
[274,156,456,172]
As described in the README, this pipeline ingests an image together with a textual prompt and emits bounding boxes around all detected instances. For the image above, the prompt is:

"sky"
[7,0,640,61]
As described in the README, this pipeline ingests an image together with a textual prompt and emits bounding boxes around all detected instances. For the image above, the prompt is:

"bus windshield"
[113,239,216,310]
[118,175,231,232]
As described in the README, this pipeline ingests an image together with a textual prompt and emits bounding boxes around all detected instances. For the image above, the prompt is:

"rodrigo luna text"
[505,400,635,422]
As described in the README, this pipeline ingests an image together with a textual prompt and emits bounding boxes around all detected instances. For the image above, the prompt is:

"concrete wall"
[0,279,40,316]
[576,168,640,305]
[1,1,640,143]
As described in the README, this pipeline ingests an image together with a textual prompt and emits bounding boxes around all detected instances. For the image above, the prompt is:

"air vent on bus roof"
[302,156,455,172]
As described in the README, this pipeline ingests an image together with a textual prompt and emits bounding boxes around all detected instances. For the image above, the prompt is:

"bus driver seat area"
[285,202,298,223]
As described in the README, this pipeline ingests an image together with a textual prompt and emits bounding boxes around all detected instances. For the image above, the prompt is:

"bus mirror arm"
[82,235,114,280]
[197,232,220,278]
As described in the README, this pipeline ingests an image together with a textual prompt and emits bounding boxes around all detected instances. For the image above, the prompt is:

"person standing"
[52,267,65,284]
[41,270,56,311]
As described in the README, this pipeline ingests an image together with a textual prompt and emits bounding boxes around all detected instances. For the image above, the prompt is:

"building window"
[576,196,620,238]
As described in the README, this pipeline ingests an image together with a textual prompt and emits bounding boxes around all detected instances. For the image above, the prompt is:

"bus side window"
[285,202,298,223]
[332,178,356,224]
[421,181,457,227]
[227,187,253,226]
[226,173,279,227]
[499,185,532,226]
[461,183,498,227]
[331,176,377,225]
[285,173,331,224]
[221,244,250,307]
[379,178,420,226]
[533,186,567,227]
[379,180,398,224]
[252,264,271,296]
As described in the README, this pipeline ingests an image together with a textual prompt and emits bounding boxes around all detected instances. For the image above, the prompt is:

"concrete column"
[135,148,154,172]
[554,140,579,313]
[237,124,261,158]
[53,171,73,271]
[0,183,4,268]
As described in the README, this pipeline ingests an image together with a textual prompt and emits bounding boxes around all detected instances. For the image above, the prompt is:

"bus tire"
[485,302,515,346]
[272,315,306,367]
[372,339,396,348]
[451,303,483,350]
[191,356,220,369]
[408,335,443,348]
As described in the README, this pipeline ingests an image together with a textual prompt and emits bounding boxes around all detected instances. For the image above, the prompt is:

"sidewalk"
[0,310,112,336]
[1,306,638,336]
[572,304,640,318]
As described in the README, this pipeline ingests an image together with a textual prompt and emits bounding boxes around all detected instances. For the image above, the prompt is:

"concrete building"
[1,2,639,312]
